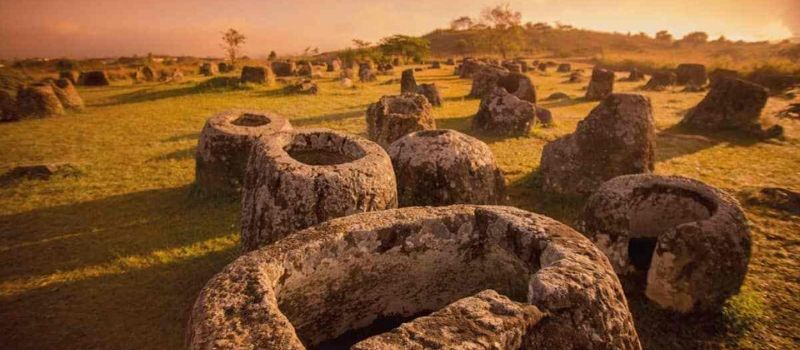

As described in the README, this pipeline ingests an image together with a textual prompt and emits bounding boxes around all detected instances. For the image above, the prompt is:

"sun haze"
[0,0,797,59]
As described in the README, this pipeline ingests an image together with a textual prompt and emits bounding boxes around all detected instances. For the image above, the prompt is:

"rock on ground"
[540,94,655,196]
[78,71,110,86]
[16,83,64,118]
[497,72,537,103]
[472,87,535,136]
[469,65,510,99]
[240,66,274,85]
[199,62,218,76]
[388,129,505,206]
[49,78,84,110]
[680,78,769,132]
[195,110,293,197]
[240,128,397,251]
[415,83,442,107]
[586,68,615,100]
[676,63,708,86]
[366,93,436,148]
[643,71,676,91]
[400,69,417,94]
[188,205,641,350]
[579,174,751,313]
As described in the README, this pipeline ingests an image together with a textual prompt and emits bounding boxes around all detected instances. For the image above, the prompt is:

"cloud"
[783,0,800,36]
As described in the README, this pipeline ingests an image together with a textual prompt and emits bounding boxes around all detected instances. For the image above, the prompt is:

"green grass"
[1,66,798,349]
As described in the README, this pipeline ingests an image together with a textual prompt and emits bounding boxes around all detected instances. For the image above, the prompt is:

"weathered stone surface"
[400,69,417,94]
[284,79,318,95]
[140,65,156,81]
[0,90,18,122]
[446,58,455,65]
[473,87,535,136]
[16,83,64,118]
[388,129,505,206]
[469,65,510,98]
[747,187,800,215]
[502,61,522,73]
[352,290,544,350]
[676,63,708,86]
[340,68,356,81]
[415,83,442,107]
[514,59,529,73]
[240,129,397,251]
[535,106,553,126]
[537,63,548,71]
[540,94,655,196]
[195,110,293,197]
[240,66,274,85]
[78,71,110,86]
[188,205,641,350]
[586,68,615,100]
[567,70,585,83]
[158,68,184,83]
[377,63,394,75]
[297,62,314,76]
[459,58,486,79]
[680,78,768,132]
[49,78,84,110]
[622,68,646,82]
[340,77,354,88]
[366,93,436,148]
[359,63,377,82]
[643,71,676,91]
[557,63,571,72]
[271,61,297,77]
[430,61,441,69]
[497,72,537,103]
[218,62,233,73]
[580,174,751,313]
[199,62,218,76]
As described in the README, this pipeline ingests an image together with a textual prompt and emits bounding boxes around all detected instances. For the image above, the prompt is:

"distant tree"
[713,35,729,43]
[530,22,552,32]
[655,30,673,42]
[352,39,372,49]
[681,31,709,45]
[221,28,246,65]
[379,35,430,62]
[450,16,474,31]
[478,4,525,58]
[455,38,471,57]
[312,47,319,55]
[268,51,277,60]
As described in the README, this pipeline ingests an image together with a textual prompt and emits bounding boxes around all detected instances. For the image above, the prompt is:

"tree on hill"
[681,31,709,45]
[221,28,246,65]
[655,30,673,42]
[450,16,474,31]
[268,51,277,60]
[477,4,526,58]
[379,35,430,63]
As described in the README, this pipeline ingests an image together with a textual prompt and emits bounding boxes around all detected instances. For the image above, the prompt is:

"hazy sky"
[0,0,797,59]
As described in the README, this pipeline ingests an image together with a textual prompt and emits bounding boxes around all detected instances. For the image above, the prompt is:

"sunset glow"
[0,0,797,59]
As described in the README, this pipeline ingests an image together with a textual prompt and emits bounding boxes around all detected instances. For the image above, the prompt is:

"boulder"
[16,83,64,118]
[458,58,486,79]
[159,68,184,83]
[446,58,455,65]
[199,62,218,76]
[240,128,397,251]
[580,174,751,313]
[0,90,18,122]
[366,93,436,148]
[327,59,341,72]
[622,68,646,82]
[680,78,769,132]
[284,79,318,95]
[352,290,544,350]
[297,61,314,76]
[339,77,354,88]
[557,63,572,72]
[497,72,537,103]
[535,106,553,126]
[430,61,441,69]
[49,78,84,110]
[188,205,641,350]
[140,65,156,81]
[271,61,297,77]
[472,87,535,136]
[514,59,529,73]
[643,70,676,91]
[415,83,442,107]
[469,65,510,98]
[77,71,110,86]
[218,62,233,73]
[0,163,79,183]
[545,92,570,101]
[240,66,274,85]
[540,94,656,196]
[388,129,505,206]
[585,68,615,100]
[358,63,376,82]
[537,63,548,71]
[195,110,293,197]
[340,68,356,81]
[502,61,522,73]
[676,63,708,86]
[400,69,417,94]
[747,187,800,215]
[567,70,585,83]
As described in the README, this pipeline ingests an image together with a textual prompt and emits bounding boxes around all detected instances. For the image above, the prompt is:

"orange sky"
[0,0,797,59]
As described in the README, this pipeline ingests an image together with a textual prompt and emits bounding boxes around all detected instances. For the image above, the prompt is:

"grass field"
[0,64,798,349]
